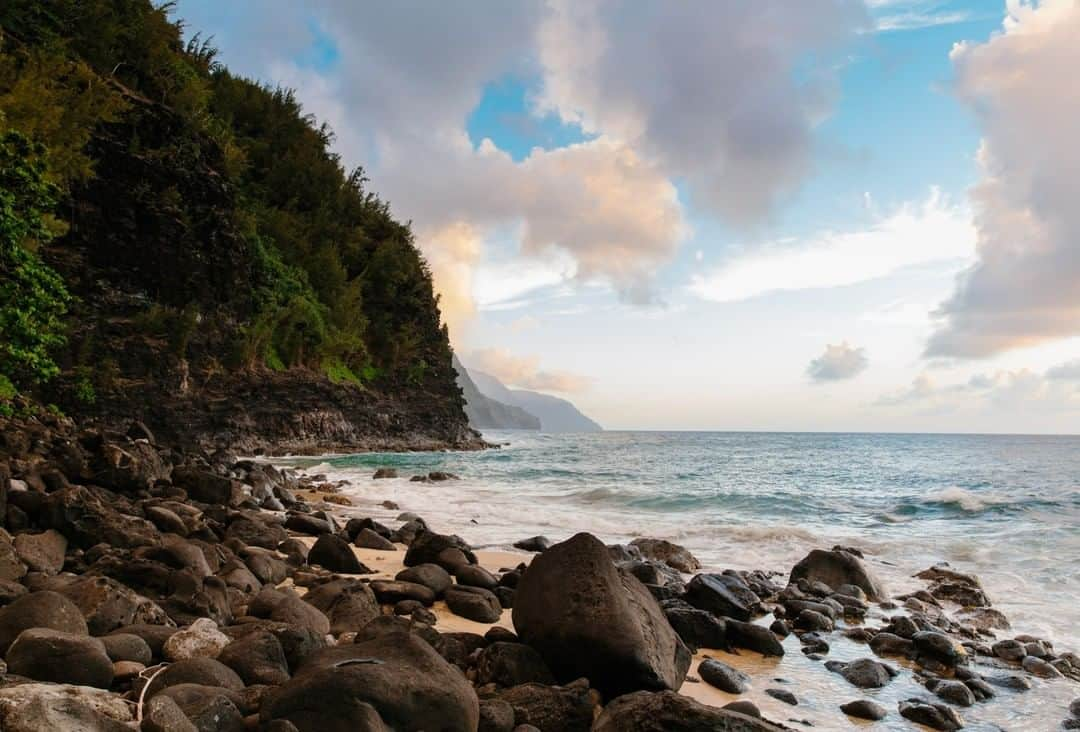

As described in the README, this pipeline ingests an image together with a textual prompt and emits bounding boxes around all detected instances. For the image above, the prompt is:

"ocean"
[284,430,1080,651]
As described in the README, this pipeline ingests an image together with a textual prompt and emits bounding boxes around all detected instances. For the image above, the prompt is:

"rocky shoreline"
[0,409,1077,730]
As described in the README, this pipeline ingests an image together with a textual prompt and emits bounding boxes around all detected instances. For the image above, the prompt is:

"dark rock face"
[396,563,453,596]
[513,536,551,553]
[261,632,479,732]
[445,585,502,623]
[156,684,244,732]
[370,580,437,607]
[826,657,897,688]
[0,590,89,654]
[664,606,727,652]
[913,630,967,668]
[495,680,600,732]
[145,657,245,698]
[512,532,691,697]
[218,630,291,686]
[301,579,380,635]
[593,690,783,732]
[6,628,115,688]
[789,548,886,601]
[685,573,759,621]
[898,698,964,730]
[13,529,67,575]
[477,642,555,687]
[353,528,395,551]
[307,534,370,574]
[726,619,785,657]
[404,531,477,569]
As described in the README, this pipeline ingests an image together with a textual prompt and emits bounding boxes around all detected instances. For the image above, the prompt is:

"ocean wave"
[923,486,1011,513]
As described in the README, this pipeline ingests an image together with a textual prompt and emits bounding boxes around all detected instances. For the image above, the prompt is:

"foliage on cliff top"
[0,0,458,407]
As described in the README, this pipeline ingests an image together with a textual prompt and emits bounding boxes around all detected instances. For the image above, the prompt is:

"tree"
[0,130,70,390]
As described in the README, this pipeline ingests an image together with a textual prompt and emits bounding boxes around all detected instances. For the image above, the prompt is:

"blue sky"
[176,0,1080,433]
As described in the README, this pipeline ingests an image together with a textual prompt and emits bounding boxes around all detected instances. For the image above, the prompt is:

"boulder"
[445,585,502,623]
[218,630,291,686]
[370,580,437,606]
[268,595,330,636]
[0,529,27,581]
[840,699,887,720]
[927,678,976,707]
[699,658,750,693]
[0,590,88,654]
[155,684,244,732]
[664,606,728,652]
[456,564,500,590]
[477,641,555,687]
[513,536,551,553]
[224,518,287,550]
[144,657,245,698]
[101,633,153,664]
[685,573,759,621]
[593,690,783,732]
[726,619,785,657]
[495,680,599,732]
[142,695,198,732]
[629,538,701,573]
[898,699,964,730]
[395,563,452,596]
[302,579,380,635]
[372,468,397,479]
[42,486,159,549]
[13,529,67,575]
[60,575,169,635]
[913,630,967,668]
[789,548,886,601]
[353,528,395,551]
[163,618,230,661]
[172,468,243,506]
[479,698,516,732]
[145,506,189,536]
[7,628,114,687]
[283,514,331,536]
[512,532,690,697]
[111,624,178,658]
[0,683,134,731]
[404,531,477,568]
[307,534,370,574]
[262,631,479,732]
[826,657,897,688]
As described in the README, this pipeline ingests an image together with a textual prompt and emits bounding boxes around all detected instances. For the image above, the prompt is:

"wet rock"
[870,631,914,657]
[629,538,701,573]
[766,688,797,705]
[685,573,759,621]
[142,695,198,732]
[827,657,897,688]
[496,680,600,732]
[723,700,762,718]
[396,563,452,596]
[795,608,834,632]
[0,683,134,731]
[307,533,370,574]
[1022,655,1063,678]
[164,617,230,661]
[992,638,1026,662]
[0,590,88,654]
[790,548,886,601]
[927,678,976,707]
[446,585,502,623]
[898,698,964,730]
[353,528,395,550]
[7,628,114,687]
[372,468,398,479]
[13,529,67,575]
[964,677,996,701]
[958,606,1010,632]
[664,606,727,652]
[840,699,887,720]
[477,641,555,686]
[263,631,479,732]
[370,579,437,606]
[512,532,691,696]
[594,690,783,732]
[699,658,750,693]
[726,619,785,657]
[144,657,245,698]
[800,631,830,656]
[513,536,551,553]
[986,674,1032,691]
[914,630,967,668]
[101,632,153,664]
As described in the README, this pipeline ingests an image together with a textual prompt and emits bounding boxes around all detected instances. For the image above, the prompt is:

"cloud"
[419,221,483,338]
[807,342,869,382]
[689,188,974,302]
[466,348,590,393]
[927,0,1080,358]
[878,361,1080,414]
[536,0,869,224]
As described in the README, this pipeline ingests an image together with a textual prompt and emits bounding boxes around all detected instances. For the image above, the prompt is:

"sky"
[175,0,1080,434]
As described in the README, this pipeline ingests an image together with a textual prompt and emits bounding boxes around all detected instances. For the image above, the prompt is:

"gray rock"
[0,590,88,654]
[141,695,198,732]
[101,633,152,664]
[827,657,897,688]
[155,684,243,732]
[513,536,551,553]
[13,529,67,575]
[898,698,964,730]
[840,699,887,720]
[446,585,502,623]
[928,678,976,707]
[353,528,395,551]
[765,688,797,705]
[790,548,886,601]
[699,658,750,693]
[913,630,967,668]
[726,619,785,657]
[594,691,783,731]
[217,629,290,686]
[0,683,133,731]
[629,538,701,573]
[685,573,759,621]
[395,563,452,596]
[1022,655,1063,678]
[7,628,114,688]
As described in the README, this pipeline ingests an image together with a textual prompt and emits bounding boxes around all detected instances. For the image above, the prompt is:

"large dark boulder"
[156,684,244,732]
[302,579,380,634]
[664,606,727,652]
[629,538,701,573]
[218,630,291,686]
[42,486,160,548]
[495,680,599,732]
[685,574,759,621]
[261,631,479,732]
[396,563,452,596]
[60,575,169,635]
[172,468,244,506]
[307,534,370,574]
[144,657,245,698]
[789,548,886,601]
[476,641,555,687]
[446,585,502,623]
[726,619,785,657]
[595,690,783,731]
[6,628,115,688]
[512,532,690,697]
[0,590,88,654]
[225,518,287,550]
[404,531,477,569]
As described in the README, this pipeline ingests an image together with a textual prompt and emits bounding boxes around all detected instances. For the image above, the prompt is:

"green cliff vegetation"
[0,0,457,415]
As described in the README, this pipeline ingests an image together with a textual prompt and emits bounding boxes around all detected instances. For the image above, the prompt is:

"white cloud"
[927,0,1080,358]
[807,341,870,382]
[869,1,974,32]
[689,189,975,303]
[878,361,1080,414]
[467,348,590,393]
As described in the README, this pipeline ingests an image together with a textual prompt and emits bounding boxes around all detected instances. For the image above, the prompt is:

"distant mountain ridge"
[452,356,540,430]
[469,369,602,433]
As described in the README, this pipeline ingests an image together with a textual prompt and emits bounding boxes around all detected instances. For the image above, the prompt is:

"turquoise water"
[289,430,1080,649]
